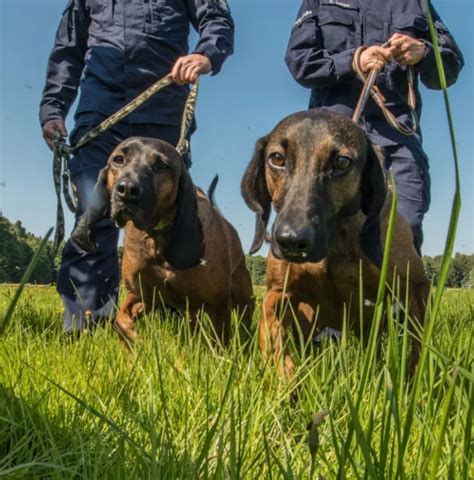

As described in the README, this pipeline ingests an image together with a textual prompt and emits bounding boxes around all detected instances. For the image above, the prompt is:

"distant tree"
[246,255,267,285]
[423,253,473,288]
[423,255,440,285]
[447,253,474,288]
[0,214,472,288]
[0,216,58,284]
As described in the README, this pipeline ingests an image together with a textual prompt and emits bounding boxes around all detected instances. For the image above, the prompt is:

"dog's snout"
[116,179,142,201]
[275,223,315,257]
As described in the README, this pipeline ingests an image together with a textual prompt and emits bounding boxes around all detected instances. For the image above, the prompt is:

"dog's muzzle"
[272,218,328,263]
[111,176,151,229]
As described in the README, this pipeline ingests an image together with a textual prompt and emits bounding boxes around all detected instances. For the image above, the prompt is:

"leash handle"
[176,78,199,157]
[52,131,77,251]
[352,44,419,136]
[52,130,68,155]
[352,68,378,125]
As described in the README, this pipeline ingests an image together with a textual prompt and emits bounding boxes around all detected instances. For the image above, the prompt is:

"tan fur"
[242,110,429,377]
[105,138,254,345]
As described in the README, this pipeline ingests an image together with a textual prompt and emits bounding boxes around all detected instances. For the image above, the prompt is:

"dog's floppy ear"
[359,141,387,269]
[164,167,204,269]
[71,167,110,254]
[241,135,272,254]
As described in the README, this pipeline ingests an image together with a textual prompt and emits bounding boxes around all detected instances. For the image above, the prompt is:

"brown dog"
[73,137,253,344]
[241,109,429,377]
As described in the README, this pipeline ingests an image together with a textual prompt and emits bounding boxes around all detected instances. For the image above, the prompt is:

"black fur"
[241,135,272,254]
[359,142,387,268]
[163,167,204,269]
[71,168,110,254]
[207,174,219,208]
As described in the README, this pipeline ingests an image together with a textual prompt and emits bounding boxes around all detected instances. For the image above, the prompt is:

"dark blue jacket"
[285,0,464,146]
[40,0,234,127]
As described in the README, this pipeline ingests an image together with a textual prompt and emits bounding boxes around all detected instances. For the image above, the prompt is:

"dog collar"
[152,219,173,232]
[151,209,176,232]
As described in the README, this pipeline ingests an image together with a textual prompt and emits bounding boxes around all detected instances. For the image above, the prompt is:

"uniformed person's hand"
[43,119,68,151]
[388,33,427,66]
[356,46,393,73]
[172,54,212,84]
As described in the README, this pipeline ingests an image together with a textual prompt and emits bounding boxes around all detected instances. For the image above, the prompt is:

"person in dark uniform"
[39,0,234,333]
[285,0,464,255]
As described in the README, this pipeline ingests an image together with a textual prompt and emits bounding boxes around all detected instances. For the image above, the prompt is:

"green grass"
[1,4,471,478]
[0,285,472,479]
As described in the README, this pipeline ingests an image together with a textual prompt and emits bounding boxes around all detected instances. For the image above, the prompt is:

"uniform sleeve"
[417,4,464,89]
[186,0,235,75]
[39,0,90,126]
[285,0,356,89]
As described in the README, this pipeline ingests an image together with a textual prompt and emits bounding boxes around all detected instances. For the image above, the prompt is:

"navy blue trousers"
[57,114,188,332]
[383,142,431,255]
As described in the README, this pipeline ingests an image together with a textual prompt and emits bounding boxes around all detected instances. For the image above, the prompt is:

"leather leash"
[52,74,199,251]
[352,42,419,135]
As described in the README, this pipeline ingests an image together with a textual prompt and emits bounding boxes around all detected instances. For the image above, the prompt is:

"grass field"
[0,284,472,479]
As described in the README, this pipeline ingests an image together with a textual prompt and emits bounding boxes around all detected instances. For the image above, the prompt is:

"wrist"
[192,45,224,75]
[193,51,212,68]
[417,41,434,71]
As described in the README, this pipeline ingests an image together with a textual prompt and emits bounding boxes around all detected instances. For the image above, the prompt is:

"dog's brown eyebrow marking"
[121,141,143,157]
[153,152,164,163]
[280,138,289,150]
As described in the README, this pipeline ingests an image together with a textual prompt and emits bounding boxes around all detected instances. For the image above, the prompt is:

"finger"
[181,63,196,83]
[367,59,384,72]
[188,66,201,83]
[56,122,67,137]
[371,46,393,62]
[44,127,57,143]
[171,58,185,82]
[372,51,390,64]
[395,54,408,65]
[43,131,55,150]
[374,61,385,71]
[176,61,189,84]
[387,45,399,56]
[389,36,405,47]
[43,130,52,143]
[388,32,403,43]
[379,49,393,61]
[393,32,410,42]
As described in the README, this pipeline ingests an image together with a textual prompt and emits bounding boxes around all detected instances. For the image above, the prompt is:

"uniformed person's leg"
[384,143,431,255]
[58,115,130,332]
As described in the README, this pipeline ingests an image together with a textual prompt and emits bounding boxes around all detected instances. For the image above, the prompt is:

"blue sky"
[0,0,472,257]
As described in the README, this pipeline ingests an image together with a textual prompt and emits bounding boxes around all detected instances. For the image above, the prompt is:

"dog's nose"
[275,223,315,257]
[116,180,142,201]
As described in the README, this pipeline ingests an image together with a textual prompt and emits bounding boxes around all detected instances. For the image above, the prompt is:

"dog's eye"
[334,156,353,172]
[152,161,169,171]
[268,153,286,170]
[113,155,125,166]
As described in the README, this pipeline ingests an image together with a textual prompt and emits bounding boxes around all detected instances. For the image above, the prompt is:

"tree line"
[0,217,60,284]
[0,216,472,288]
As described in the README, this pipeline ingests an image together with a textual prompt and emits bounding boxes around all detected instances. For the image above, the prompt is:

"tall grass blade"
[428,371,459,479]
[401,1,463,456]
[423,0,462,353]
[338,179,398,478]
